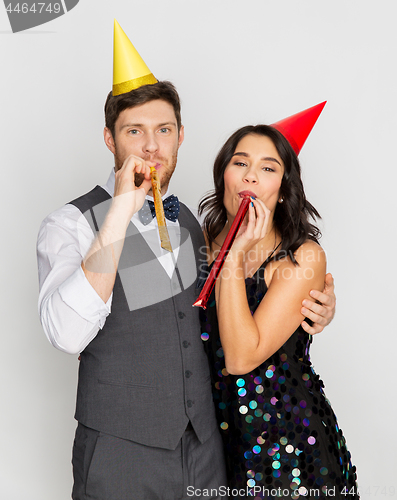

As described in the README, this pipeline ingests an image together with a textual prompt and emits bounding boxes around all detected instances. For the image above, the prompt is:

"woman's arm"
[216,211,326,374]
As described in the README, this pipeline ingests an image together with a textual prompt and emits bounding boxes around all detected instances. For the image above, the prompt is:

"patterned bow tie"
[138,194,180,225]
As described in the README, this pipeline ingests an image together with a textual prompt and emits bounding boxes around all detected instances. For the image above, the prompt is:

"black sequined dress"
[199,261,358,499]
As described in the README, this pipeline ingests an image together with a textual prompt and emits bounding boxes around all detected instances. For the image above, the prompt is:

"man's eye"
[159,128,169,133]
[128,129,139,135]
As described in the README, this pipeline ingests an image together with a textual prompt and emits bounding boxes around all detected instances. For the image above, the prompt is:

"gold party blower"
[150,165,173,252]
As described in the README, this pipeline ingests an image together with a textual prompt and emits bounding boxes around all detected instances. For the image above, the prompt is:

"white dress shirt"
[37,168,199,355]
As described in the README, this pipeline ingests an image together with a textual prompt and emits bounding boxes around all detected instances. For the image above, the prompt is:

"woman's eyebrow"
[232,152,281,166]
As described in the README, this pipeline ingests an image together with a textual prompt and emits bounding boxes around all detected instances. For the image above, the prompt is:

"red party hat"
[271,101,326,155]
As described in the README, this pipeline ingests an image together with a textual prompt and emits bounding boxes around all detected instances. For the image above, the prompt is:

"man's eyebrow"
[119,122,176,130]
[232,152,282,166]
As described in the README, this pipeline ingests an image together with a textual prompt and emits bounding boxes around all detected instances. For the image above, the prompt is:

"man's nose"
[143,133,159,154]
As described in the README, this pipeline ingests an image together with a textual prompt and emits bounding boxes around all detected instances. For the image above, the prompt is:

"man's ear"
[104,127,116,154]
[178,125,185,148]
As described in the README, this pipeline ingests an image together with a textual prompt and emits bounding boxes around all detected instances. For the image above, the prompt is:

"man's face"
[104,99,184,193]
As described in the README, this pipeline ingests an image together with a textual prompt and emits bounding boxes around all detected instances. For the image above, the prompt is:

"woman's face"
[223,133,284,220]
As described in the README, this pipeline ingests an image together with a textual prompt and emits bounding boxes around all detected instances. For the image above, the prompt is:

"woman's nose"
[243,168,258,183]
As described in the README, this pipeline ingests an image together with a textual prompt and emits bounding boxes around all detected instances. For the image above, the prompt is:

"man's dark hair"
[104,81,182,138]
[198,125,321,265]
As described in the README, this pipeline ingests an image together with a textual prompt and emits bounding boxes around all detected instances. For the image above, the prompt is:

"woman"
[198,124,358,498]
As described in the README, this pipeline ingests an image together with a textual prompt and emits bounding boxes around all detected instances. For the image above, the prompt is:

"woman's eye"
[262,166,274,172]
[235,161,247,167]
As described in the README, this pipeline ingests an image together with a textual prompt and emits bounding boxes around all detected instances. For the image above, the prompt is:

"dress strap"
[263,242,282,268]
[256,242,282,285]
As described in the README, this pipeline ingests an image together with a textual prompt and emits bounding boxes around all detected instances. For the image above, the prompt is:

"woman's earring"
[279,197,284,203]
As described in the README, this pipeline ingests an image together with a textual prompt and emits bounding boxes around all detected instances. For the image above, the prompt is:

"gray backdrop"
[1,1,395,498]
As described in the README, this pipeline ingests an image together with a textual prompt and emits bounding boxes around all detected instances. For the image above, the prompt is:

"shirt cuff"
[58,266,112,328]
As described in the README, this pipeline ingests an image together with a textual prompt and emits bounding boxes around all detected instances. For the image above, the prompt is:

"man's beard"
[114,150,178,192]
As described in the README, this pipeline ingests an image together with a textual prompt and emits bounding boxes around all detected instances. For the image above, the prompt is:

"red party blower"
[193,196,251,309]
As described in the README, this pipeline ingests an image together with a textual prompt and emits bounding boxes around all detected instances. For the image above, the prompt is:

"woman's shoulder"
[273,240,326,279]
[294,240,326,265]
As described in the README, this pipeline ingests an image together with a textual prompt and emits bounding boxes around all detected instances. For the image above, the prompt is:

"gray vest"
[69,186,217,450]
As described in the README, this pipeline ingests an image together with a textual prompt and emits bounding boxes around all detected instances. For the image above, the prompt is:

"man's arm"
[38,156,153,355]
[81,155,152,302]
[37,204,112,354]
[300,273,336,334]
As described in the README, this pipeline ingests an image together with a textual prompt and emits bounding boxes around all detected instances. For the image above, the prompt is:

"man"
[37,21,335,500]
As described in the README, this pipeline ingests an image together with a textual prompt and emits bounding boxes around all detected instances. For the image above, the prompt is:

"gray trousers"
[72,423,228,500]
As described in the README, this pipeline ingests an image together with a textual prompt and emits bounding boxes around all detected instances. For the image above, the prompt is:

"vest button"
[187,400,194,408]
[185,370,192,378]
[182,341,190,348]
[178,312,185,319]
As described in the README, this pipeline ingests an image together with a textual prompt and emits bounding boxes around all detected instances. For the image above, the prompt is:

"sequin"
[308,436,316,445]
[280,437,288,445]
[256,385,264,394]
[236,378,245,387]
[253,445,261,454]
[272,461,281,470]
[200,332,209,341]
[220,422,228,430]
[292,468,301,477]
[254,376,262,384]
[247,479,255,487]
[249,401,258,410]
[238,388,247,397]
[266,369,274,378]
[285,445,294,454]
[239,405,248,414]
[247,470,255,479]
[320,467,328,475]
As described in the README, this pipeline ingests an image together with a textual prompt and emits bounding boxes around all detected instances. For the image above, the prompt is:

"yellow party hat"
[112,19,158,96]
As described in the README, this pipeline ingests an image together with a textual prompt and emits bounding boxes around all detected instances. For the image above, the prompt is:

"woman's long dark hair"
[198,125,321,264]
